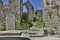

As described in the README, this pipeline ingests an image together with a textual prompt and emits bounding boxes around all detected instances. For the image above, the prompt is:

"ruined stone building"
[42,0,60,28]
[0,0,34,30]
[0,0,23,30]
[42,0,60,35]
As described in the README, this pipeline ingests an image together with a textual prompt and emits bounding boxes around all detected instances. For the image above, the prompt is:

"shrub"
[27,22,33,28]
[0,25,6,31]
[44,29,48,36]
[16,22,33,30]
[16,19,33,30]
[48,29,56,35]
[35,17,45,28]
[15,13,33,30]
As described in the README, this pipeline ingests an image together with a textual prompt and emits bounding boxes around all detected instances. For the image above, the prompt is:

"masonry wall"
[42,0,59,28]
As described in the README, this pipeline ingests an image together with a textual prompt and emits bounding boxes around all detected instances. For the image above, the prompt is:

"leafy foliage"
[44,29,48,36]
[35,17,45,28]
[44,28,56,35]
[48,28,56,35]
[0,25,6,31]
[16,13,33,30]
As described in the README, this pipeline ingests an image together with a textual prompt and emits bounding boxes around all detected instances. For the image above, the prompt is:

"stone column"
[5,0,17,30]
[6,13,15,30]
[42,0,49,27]
[4,5,15,30]
[57,3,60,35]
[15,0,23,26]
[9,0,23,27]
[0,0,4,26]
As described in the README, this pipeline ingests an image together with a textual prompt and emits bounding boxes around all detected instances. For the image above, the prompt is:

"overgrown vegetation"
[16,13,33,30]
[0,25,6,31]
[35,17,45,28]
[48,29,55,35]
[16,10,44,30]
[16,19,33,30]
[44,29,48,36]
[44,28,56,35]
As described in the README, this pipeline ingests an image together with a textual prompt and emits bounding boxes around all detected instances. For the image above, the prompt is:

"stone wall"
[42,0,60,36]
[42,0,59,28]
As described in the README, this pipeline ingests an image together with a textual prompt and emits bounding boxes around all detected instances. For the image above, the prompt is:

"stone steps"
[0,30,31,40]
[0,30,22,36]
[20,28,44,38]
[0,37,31,40]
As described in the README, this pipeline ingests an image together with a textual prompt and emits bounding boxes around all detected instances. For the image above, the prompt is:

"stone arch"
[23,5,28,12]
[23,0,34,22]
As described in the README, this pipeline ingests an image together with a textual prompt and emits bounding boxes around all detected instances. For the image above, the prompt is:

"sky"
[2,0,42,12]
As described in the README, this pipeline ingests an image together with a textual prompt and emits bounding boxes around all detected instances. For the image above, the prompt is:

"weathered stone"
[6,13,15,30]
[42,0,59,28]
[38,29,44,36]
[0,37,31,40]
[9,0,23,27]
[30,36,60,40]
[0,0,4,26]
[24,0,34,22]
[28,27,44,37]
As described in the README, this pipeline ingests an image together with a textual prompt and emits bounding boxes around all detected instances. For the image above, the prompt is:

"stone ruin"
[42,0,60,36]
[0,0,34,30]
[23,0,34,22]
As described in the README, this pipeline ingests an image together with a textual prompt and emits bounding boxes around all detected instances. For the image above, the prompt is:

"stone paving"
[30,36,60,40]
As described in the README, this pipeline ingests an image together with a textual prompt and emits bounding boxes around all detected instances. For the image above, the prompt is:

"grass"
[15,25,27,30]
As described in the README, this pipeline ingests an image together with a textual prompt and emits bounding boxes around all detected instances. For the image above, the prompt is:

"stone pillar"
[6,13,15,30]
[4,5,15,30]
[15,0,23,26]
[9,0,23,27]
[42,0,49,27]
[28,8,34,22]
[42,0,47,8]
[57,3,60,35]
[0,0,4,26]
[5,0,17,30]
